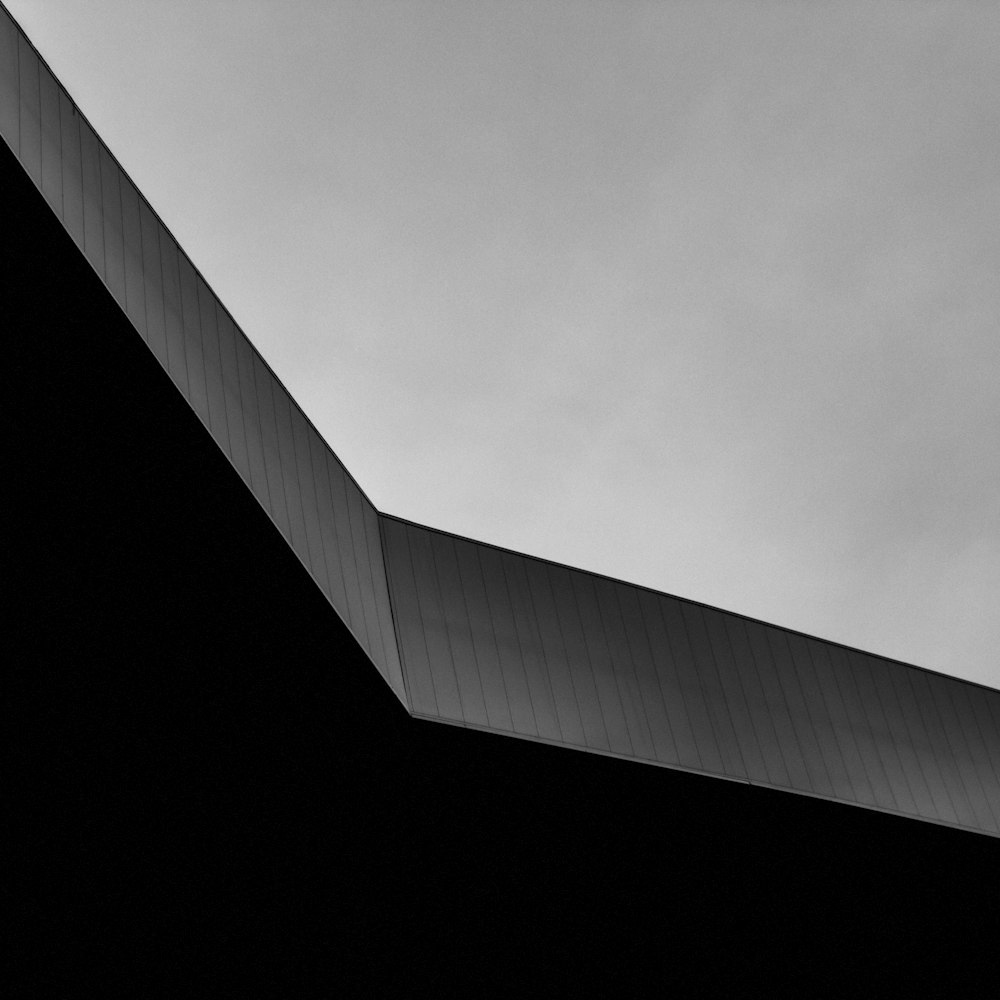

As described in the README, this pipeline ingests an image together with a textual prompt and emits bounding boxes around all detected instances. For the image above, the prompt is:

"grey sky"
[11,1,998,686]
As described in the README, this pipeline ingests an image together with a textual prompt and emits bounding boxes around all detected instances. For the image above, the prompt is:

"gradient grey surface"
[0,7,405,707]
[4,3,997,837]
[380,515,1000,836]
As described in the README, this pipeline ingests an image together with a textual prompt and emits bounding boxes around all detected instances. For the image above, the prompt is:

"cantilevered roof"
[3,3,997,838]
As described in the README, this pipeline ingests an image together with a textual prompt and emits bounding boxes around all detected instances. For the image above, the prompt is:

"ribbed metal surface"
[0,6,405,706]
[380,516,1000,836]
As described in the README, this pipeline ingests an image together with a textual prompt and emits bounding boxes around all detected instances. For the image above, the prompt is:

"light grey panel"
[694,606,767,781]
[235,335,271,513]
[887,664,959,825]
[288,405,329,597]
[176,254,209,423]
[907,671,978,828]
[784,633,853,801]
[613,585,684,767]
[826,645,898,811]
[807,642,877,807]
[16,35,38,181]
[98,145,125,307]
[499,551,564,743]
[157,228,189,397]
[323,452,366,635]
[79,118,104,277]
[38,60,60,211]
[365,506,407,701]
[474,545,540,737]
[252,352,291,542]
[846,652,918,816]
[0,9,18,153]
[57,91,83,248]
[655,597,725,774]
[453,538,515,731]
[569,572,636,757]
[138,199,167,367]
[429,534,489,727]
[216,307,250,485]
[522,559,587,748]
[381,518,438,716]
[946,682,1000,832]
[765,630,835,797]
[270,385,310,567]
[346,486,392,675]
[741,620,812,793]
[405,524,464,721]
[721,617,791,787]
[927,673,998,832]
[119,174,146,341]
[196,276,229,454]
[589,579,657,761]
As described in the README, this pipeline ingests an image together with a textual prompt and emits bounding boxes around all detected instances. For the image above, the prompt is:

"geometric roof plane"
[4,3,997,838]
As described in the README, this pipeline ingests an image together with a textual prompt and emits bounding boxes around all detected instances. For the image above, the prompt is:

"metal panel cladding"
[380,516,1000,837]
[0,6,405,707]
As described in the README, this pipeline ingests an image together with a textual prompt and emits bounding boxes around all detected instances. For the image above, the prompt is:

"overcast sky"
[11,1,999,687]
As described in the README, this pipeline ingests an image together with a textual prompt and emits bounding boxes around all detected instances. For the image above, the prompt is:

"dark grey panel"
[568,571,635,756]
[655,596,725,774]
[522,558,587,747]
[289,405,330,598]
[235,334,271,511]
[216,308,250,485]
[196,275,229,454]
[589,579,657,761]
[866,655,940,821]
[79,120,105,279]
[323,451,366,635]
[307,432,350,625]
[741,620,813,792]
[721,616,791,787]
[16,35,38,181]
[345,485,390,676]
[119,174,146,341]
[405,523,464,721]
[784,633,853,800]
[699,606,770,782]
[966,687,1000,810]
[499,551,563,743]
[429,533,490,728]
[381,518,438,716]
[846,652,918,816]
[613,585,683,766]
[157,228,189,397]
[365,505,407,702]
[452,537,514,731]
[826,645,898,811]
[766,629,835,797]
[57,91,83,247]
[252,351,291,543]
[38,60,60,211]
[176,254,209,423]
[98,145,125,307]
[946,681,1000,832]
[887,663,959,825]
[907,670,978,828]
[472,544,540,737]
[542,563,611,751]
[0,10,18,155]
[270,385,310,567]
[138,199,167,367]
[806,642,877,806]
